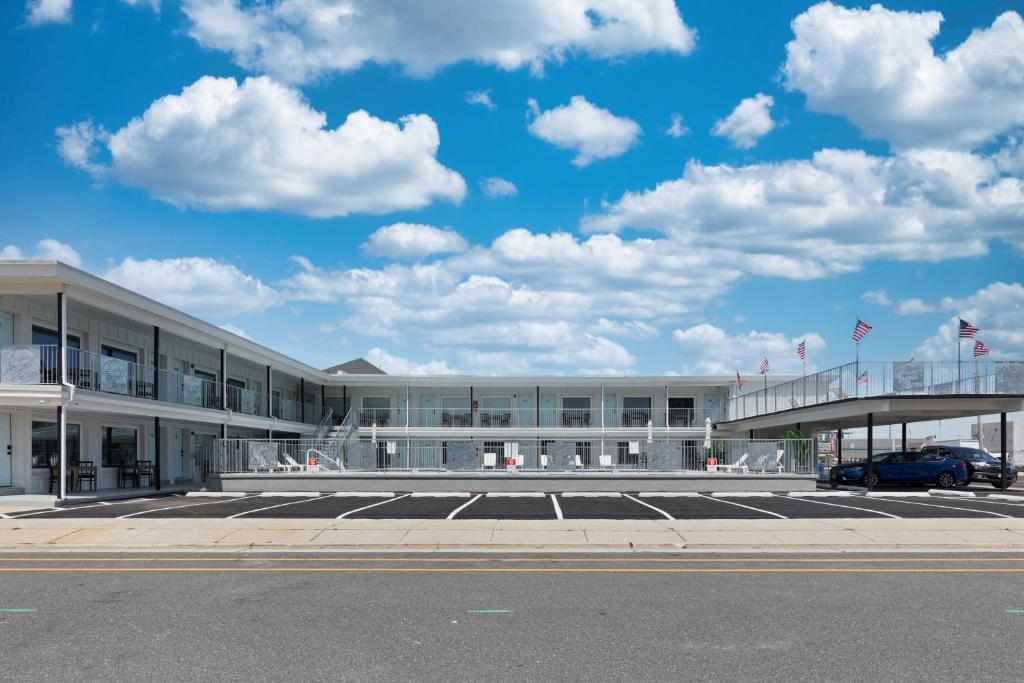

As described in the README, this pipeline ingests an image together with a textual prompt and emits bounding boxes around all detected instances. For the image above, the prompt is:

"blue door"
[517,394,534,427]
[603,394,617,427]
[540,394,555,427]
[420,394,434,427]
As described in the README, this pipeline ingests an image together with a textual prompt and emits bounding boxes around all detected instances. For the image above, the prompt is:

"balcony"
[347,407,716,430]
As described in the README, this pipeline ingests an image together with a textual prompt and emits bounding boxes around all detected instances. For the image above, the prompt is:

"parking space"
[13,489,1024,520]
[457,495,556,520]
[554,494,661,520]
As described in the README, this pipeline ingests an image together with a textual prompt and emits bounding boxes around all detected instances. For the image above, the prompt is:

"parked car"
[829,450,968,489]
[920,445,1018,488]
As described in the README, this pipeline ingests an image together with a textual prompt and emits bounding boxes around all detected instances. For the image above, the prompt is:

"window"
[668,397,695,426]
[616,441,638,467]
[483,441,505,467]
[102,427,138,467]
[480,397,512,426]
[32,326,81,383]
[226,378,246,411]
[622,397,651,426]
[442,397,471,427]
[361,397,391,426]
[575,442,592,467]
[561,397,591,427]
[101,344,137,364]
[31,422,81,468]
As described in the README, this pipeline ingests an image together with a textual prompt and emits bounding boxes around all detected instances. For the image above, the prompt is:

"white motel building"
[3,260,1021,497]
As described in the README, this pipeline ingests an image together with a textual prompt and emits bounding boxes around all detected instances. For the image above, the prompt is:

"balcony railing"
[350,407,718,429]
[226,384,264,417]
[0,344,60,384]
[728,360,1024,420]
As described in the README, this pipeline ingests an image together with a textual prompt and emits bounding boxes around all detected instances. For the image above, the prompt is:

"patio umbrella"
[647,419,653,443]
[703,417,712,450]
[371,421,377,443]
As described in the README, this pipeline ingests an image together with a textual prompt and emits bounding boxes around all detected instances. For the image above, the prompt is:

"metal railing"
[0,344,60,383]
[728,360,1024,420]
[226,384,264,417]
[350,407,719,430]
[210,437,812,475]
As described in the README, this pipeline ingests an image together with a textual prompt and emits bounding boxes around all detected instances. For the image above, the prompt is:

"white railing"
[728,360,1024,420]
[0,344,60,384]
[350,407,719,429]
[226,384,264,417]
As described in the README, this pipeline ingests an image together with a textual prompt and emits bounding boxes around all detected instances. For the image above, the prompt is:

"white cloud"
[182,0,695,83]
[527,95,641,166]
[365,347,457,375]
[894,298,935,315]
[862,289,892,306]
[362,223,467,260]
[915,282,1024,359]
[480,177,518,198]
[465,90,496,111]
[25,0,72,26]
[0,238,82,267]
[783,3,1024,149]
[711,93,776,149]
[673,324,826,374]
[593,318,659,340]
[103,256,281,317]
[120,0,159,10]
[583,146,1024,274]
[666,113,689,138]
[57,75,466,217]
[218,323,254,341]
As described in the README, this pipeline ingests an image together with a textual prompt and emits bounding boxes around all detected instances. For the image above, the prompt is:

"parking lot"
[7,488,1024,521]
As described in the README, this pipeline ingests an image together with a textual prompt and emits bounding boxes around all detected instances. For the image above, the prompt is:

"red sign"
[307,457,318,467]
[706,457,718,473]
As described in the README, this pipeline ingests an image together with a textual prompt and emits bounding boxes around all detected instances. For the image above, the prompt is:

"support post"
[154,416,161,491]
[836,428,843,466]
[57,292,66,500]
[220,349,226,411]
[300,377,306,423]
[1001,412,1008,490]
[901,423,907,452]
[866,412,874,492]
[266,365,272,418]
[153,326,160,401]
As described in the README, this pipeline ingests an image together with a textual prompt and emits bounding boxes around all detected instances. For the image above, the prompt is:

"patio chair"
[76,460,97,492]
[540,454,548,469]
[598,454,613,468]
[749,452,773,474]
[483,452,497,469]
[136,460,154,487]
[281,454,306,472]
[771,450,785,474]
[720,453,748,474]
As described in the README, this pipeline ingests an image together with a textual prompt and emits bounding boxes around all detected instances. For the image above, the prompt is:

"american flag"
[959,318,978,338]
[852,318,872,342]
[796,340,806,361]
[858,371,869,384]
[735,370,743,389]
[974,340,990,357]
[759,357,769,375]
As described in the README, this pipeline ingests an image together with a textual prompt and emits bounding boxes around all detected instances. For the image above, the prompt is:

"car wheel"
[936,471,956,489]
[992,481,1011,489]
[863,472,880,488]
[830,482,839,489]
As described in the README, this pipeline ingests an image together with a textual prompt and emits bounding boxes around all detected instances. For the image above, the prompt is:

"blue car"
[830,450,968,489]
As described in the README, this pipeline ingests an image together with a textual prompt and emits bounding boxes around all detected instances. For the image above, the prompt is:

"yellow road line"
[2,556,1024,563]
[2,567,1024,574]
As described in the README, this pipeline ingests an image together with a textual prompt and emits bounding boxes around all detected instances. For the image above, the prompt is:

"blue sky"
[2,0,1023,383]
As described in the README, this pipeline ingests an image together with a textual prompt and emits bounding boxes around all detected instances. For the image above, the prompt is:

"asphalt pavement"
[1,552,1023,682]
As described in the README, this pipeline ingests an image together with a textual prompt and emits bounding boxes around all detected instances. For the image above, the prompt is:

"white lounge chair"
[575,455,583,468]
[282,454,306,472]
[772,449,785,474]
[598,454,613,468]
[721,453,748,474]
[540,454,548,469]
[483,452,497,468]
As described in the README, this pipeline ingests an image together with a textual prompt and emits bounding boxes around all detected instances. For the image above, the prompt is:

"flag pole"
[855,340,859,397]
[957,329,962,391]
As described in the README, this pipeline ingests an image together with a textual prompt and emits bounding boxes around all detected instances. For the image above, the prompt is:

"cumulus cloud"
[362,223,467,259]
[465,90,496,110]
[56,75,466,217]
[103,256,281,317]
[711,93,776,149]
[783,3,1024,149]
[480,177,518,198]
[862,289,892,306]
[593,318,659,340]
[365,348,457,375]
[894,298,935,315]
[121,0,160,10]
[673,324,826,374]
[583,146,1024,274]
[0,238,82,267]
[25,0,72,26]
[218,323,254,341]
[915,282,1024,359]
[666,113,689,138]
[527,95,641,166]
[182,0,695,83]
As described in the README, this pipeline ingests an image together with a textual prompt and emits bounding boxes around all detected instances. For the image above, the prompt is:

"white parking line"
[486,492,546,497]
[10,496,161,518]
[550,494,563,520]
[228,495,325,518]
[622,493,674,520]
[782,494,900,518]
[337,494,411,519]
[698,493,787,519]
[118,495,258,519]
[334,492,395,497]
[561,492,622,498]
[0,512,9,519]
[410,492,471,498]
[446,494,483,520]
[870,497,1012,518]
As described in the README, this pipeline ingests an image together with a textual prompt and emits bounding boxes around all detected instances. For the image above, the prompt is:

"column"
[154,416,161,491]
[57,292,66,500]
[220,349,227,410]
[836,428,843,466]
[866,413,874,491]
[153,326,160,402]
[1001,412,1008,489]
[300,377,306,423]
[901,423,907,452]
[266,365,272,418]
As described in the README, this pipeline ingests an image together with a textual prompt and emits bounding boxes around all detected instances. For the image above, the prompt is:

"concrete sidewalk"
[4,517,1024,552]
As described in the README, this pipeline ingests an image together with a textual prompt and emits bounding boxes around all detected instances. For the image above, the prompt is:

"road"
[1,553,1023,682]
